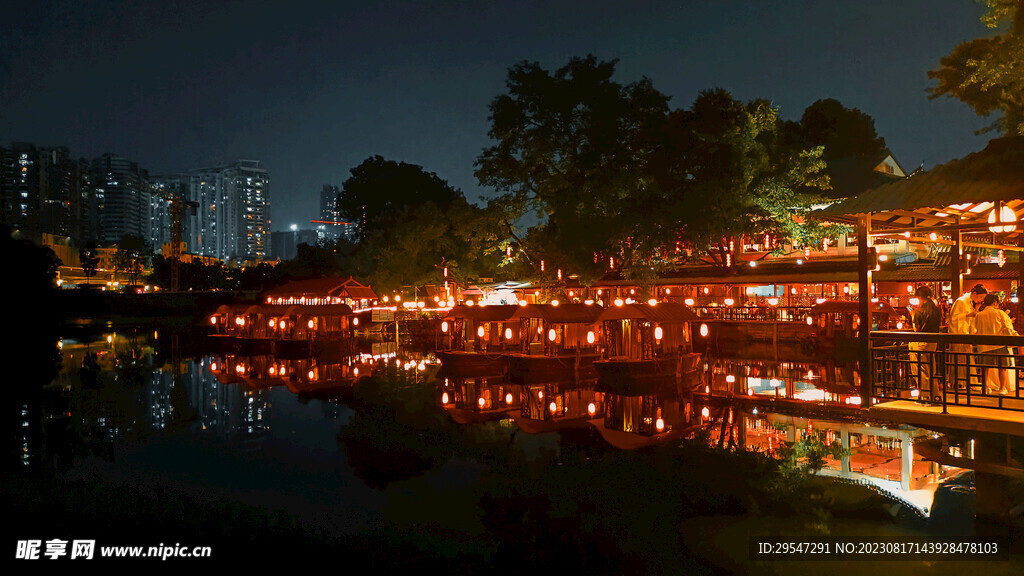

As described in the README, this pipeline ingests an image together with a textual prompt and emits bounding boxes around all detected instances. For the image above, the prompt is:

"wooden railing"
[869,331,1024,413]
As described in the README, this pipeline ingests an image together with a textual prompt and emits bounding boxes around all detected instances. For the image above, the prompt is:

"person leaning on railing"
[910,286,942,401]
[971,293,1018,396]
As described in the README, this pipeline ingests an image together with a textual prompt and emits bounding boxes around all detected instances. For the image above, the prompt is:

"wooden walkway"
[869,400,1024,437]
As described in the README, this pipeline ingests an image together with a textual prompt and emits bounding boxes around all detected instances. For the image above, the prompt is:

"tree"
[475,55,671,280]
[79,241,100,286]
[661,89,839,266]
[337,156,463,243]
[792,98,888,161]
[929,0,1024,135]
[111,234,150,288]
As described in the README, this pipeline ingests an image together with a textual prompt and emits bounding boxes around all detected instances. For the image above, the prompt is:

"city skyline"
[0,1,1000,232]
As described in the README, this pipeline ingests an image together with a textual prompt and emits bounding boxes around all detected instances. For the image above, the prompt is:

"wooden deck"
[869,400,1024,437]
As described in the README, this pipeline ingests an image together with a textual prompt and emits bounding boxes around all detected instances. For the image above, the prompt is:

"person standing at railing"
[972,294,1018,395]
[948,284,987,388]
[910,286,941,400]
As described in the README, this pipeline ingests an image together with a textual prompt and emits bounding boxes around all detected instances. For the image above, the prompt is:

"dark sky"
[0,0,995,231]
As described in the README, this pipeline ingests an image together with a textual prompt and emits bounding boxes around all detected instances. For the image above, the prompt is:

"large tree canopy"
[337,156,463,242]
[792,98,888,161]
[475,55,671,279]
[929,0,1024,135]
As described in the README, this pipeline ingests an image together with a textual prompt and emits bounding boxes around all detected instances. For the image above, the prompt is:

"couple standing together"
[916,284,1018,397]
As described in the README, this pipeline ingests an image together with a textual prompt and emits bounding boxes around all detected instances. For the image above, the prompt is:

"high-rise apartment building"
[0,143,40,229]
[319,184,354,241]
[91,153,150,245]
[184,160,270,262]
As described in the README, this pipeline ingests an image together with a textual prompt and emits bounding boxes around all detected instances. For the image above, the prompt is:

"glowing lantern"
[724,298,734,306]
[654,326,663,340]
[478,397,486,408]
[806,316,814,326]
[896,321,904,330]
[210,363,217,371]
[701,407,710,419]
[466,300,475,307]
[210,316,217,325]
[655,418,665,432]
[549,401,557,413]
[280,320,286,330]
[587,331,596,344]
[269,319,276,328]
[548,329,557,342]
[929,232,937,241]
[550,300,559,307]
[767,298,779,306]
[442,392,450,404]
[588,403,596,416]
[538,390,544,399]
[352,317,359,326]
[307,370,315,379]
[647,298,658,306]
[699,323,709,337]
[280,366,287,376]
[504,328,513,340]
[441,321,449,333]
[353,367,359,376]
[988,205,1016,233]
[725,374,735,383]
[684,298,695,306]
[910,297,920,306]
[614,298,624,307]
[505,393,513,404]
[910,389,920,398]
[307,319,315,329]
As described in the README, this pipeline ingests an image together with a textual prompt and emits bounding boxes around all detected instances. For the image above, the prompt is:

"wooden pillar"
[857,213,873,402]
[952,217,963,301]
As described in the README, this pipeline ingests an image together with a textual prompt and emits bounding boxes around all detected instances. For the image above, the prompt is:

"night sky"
[0,0,996,231]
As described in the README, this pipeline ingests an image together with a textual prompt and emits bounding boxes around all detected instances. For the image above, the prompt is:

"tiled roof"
[509,304,604,324]
[817,137,1024,216]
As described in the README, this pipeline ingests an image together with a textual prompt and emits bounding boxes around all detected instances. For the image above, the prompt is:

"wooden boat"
[437,304,519,376]
[506,303,604,385]
[807,300,902,362]
[594,302,701,396]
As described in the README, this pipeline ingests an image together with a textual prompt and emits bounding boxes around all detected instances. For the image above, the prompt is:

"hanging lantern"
[699,323,709,337]
[504,327,512,340]
[505,393,513,404]
[441,321,449,333]
[548,328,557,342]
[477,326,485,338]
[654,326,663,340]
[587,331,596,344]
[988,205,1017,233]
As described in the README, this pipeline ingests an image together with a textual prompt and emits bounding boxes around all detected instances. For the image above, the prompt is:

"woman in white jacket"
[971,294,1018,395]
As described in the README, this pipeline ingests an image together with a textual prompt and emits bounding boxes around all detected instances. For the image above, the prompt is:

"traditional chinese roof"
[816,137,1024,232]
[509,304,604,324]
[598,302,699,323]
[261,277,376,300]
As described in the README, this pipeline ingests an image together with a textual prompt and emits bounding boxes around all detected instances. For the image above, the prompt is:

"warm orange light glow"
[466,300,475,306]
[442,392,450,404]
[478,397,486,408]
[549,401,557,413]
[767,298,779,306]
[588,403,596,416]
[505,393,513,404]
[505,328,512,340]
[441,321,449,333]
[988,205,1017,233]
[647,298,657,306]
[548,328,556,342]
[701,407,710,419]
[477,326,485,338]
[614,298,624,307]
[655,418,665,432]
[724,298,734,306]
[699,323,709,337]
[550,300,559,307]
[806,316,814,326]
[307,319,315,329]
[210,316,217,325]
[587,331,595,344]
[654,326,663,340]
[725,374,735,383]
[684,298,695,306]
[352,317,359,326]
